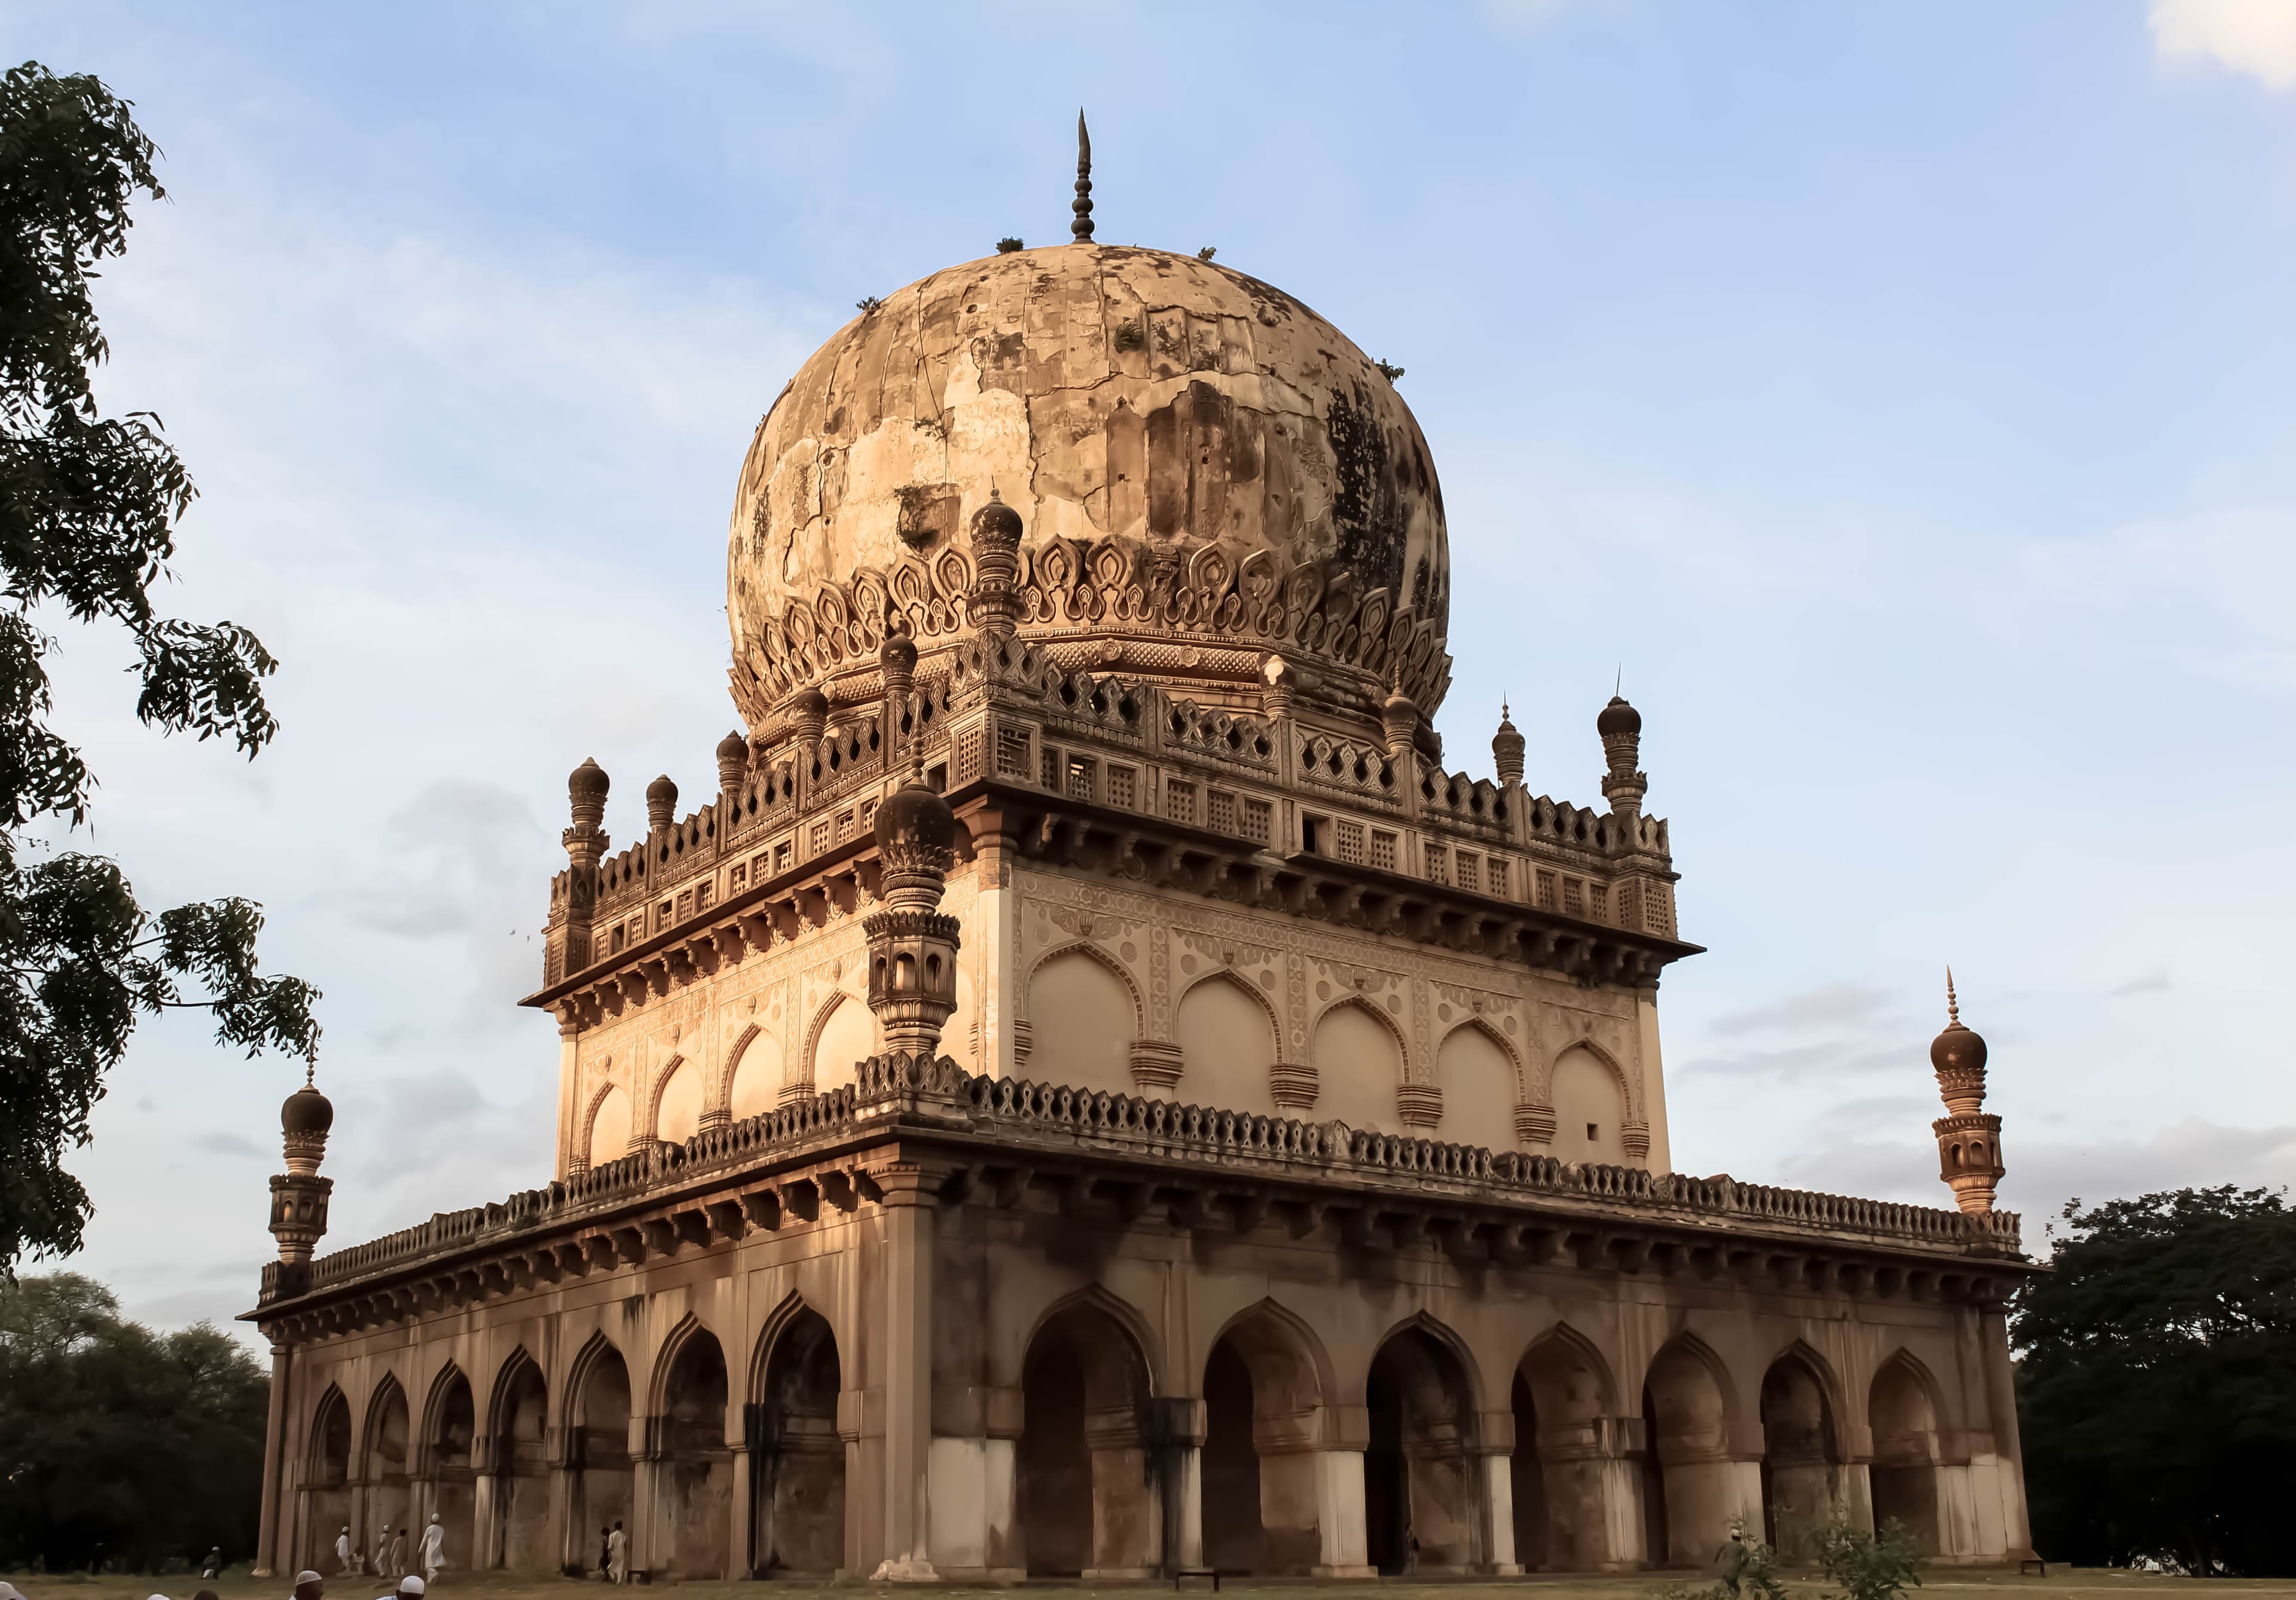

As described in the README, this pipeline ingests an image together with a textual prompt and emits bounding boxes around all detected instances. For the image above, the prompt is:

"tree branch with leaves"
[0,60,317,1273]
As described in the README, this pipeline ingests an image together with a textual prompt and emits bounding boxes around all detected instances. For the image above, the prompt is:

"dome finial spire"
[1946,965,1959,1026]
[1072,109,1094,242]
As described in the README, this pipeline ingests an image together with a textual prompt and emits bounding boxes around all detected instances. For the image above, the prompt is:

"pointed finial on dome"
[1071,110,1095,242]
[1946,966,1960,1026]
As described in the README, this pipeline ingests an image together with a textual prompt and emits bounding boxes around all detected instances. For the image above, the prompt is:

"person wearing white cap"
[0,1581,28,1600]
[419,1514,445,1584]
[375,1574,425,1600]
[292,1569,326,1600]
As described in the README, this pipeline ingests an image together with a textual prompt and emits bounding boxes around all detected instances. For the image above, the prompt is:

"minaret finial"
[1072,109,1095,242]
[1946,966,1959,1025]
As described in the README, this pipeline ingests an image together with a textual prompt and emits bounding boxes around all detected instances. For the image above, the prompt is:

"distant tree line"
[0,1273,268,1572]
[2015,1185,2296,1576]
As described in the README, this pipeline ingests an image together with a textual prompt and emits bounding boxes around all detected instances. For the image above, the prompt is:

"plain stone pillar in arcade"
[1476,1412,1519,1574]
[1312,1432,1373,1577]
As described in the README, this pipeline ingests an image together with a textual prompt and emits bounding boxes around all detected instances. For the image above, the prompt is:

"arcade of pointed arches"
[291,1293,1973,1580]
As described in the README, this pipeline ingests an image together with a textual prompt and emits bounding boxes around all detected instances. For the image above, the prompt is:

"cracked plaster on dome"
[726,243,1449,718]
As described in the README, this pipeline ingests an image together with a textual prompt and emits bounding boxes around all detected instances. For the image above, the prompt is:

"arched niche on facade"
[1436,1021,1519,1148]
[807,993,874,1098]
[654,1057,702,1146]
[362,1376,412,1569]
[1552,1044,1629,1165]
[1867,1353,1946,1555]
[423,1366,478,1576]
[567,1336,634,1571]
[1641,1335,1740,1567]
[307,1385,353,1573]
[1176,972,1279,1116]
[1313,997,1406,1134]
[489,1350,551,1571]
[751,1302,844,1575]
[585,1084,633,1169]
[655,1320,734,1579]
[1759,1343,1845,1561]
[1026,946,1139,1096]
[726,1025,786,1122]
[1512,1325,1619,1571]
[1019,1296,1159,1578]
[1201,1301,1333,1574]
[1363,1319,1482,1574]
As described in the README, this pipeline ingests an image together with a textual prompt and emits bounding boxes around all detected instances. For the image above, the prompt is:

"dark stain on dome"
[1326,381,1408,599]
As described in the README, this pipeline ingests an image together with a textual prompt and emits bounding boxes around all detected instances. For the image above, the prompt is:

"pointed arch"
[579,1077,632,1169]
[749,1290,842,1401]
[309,1382,353,1477]
[1311,993,1412,1071]
[1205,1296,1335,1409]
[644,1053,686,1137]
[1021,1281,1165,1396]
[713,1021,762,1110]
[1549,1033,1640,1120]
[1437,1015,1523,1095]
[1764,1337,1849,1456]
[1515,1320,1618,1420]
[1639,1329,1737,1423]
[1177,968,1287,1064]
[420,1360,477,1471]
[1867,1348,1947,1459]
[801,990,874,1096]
[648,1309,728,1415]
[1025,939,1146,1036]
[562,1329,625,1432]
[486,1346,546,1437]
[360,1370,410,1466]
[1363,1309,1485,1410]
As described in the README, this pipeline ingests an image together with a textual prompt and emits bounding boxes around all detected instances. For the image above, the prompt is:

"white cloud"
[2152,0,2296,91]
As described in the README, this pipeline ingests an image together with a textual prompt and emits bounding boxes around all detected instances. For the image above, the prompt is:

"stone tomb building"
[247,235,2035,1581]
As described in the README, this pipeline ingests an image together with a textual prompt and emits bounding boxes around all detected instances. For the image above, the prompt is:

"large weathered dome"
[726,243,1451,729]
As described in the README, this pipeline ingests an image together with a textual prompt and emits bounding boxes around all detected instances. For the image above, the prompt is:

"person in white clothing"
[371,1525,390,1578]
[332,1530,352,1575]
[386,1527,407,1579]
[419,1514,445,1584]
[291,1570,325,1600]
[605,1521,626,1584]
[373,1574,424,1600]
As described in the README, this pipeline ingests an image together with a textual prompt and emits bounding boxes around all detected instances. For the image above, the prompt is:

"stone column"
[254,1342,291,1577]
[629,1413,661,1581]
[874,1161,941,1581]
[1980,1307,2037,1559]
[546,1438,578,1576]
[1311,1446,1373,1577]
[728,1436,755,1578]
[471,1438,500,1571]
[1167,1398,1206,1573]
[1476,1411,1519,1574]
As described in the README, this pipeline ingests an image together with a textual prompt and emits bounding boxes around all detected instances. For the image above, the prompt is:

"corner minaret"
[1598,692,1645,819]
[865,765,963,1057]
[1492,701,1525,787]
[1930,970,2005,1214]
[268,1061,334,1288]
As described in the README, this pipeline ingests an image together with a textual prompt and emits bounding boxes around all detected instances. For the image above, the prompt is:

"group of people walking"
[326,1515,446,1586]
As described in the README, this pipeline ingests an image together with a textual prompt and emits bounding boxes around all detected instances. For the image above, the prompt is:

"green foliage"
[996,236,1022,254]
[2013,1185,2296,1575]
[855,295,883,313]
[0,1272,270,1570]
[1376,358,1405,381]
[1650,1522,1784,1600]
[0,62,319,1272]
[1812,1516,1923,1600]
[1113,319,1144,353]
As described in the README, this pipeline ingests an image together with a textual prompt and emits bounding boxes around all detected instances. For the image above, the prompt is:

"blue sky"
[10,0,2295,1334]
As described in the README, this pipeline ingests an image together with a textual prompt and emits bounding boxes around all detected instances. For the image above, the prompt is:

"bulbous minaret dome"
[1930,969,2006,1216]
[726,241,1452,734]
